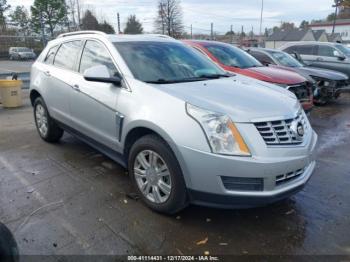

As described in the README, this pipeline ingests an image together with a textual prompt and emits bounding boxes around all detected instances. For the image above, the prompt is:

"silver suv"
[280,41,350,78]
[30,31,318,214]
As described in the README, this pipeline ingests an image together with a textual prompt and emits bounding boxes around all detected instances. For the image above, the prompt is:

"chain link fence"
[0,35,50,59]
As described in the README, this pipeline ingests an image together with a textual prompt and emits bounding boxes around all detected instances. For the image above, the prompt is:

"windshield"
[203,43,262,69]
[267,50,303,67]
[335,44,350,57]
[113,41,227,83]
[17,48,31,52]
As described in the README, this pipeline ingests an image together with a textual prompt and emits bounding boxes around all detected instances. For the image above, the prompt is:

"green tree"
[327,12,336,21]
[299,20,309,29]
[81,10,99,30]
[98,20,115,34]
[10,6,30,35]
[225,30,235,36]
[81,10,115,34]
[280,22,295,30]
[31,0,67,37]
[0,0,11,30]
[124,15,143,34]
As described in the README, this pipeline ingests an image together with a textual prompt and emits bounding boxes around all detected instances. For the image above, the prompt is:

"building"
[312,30,329,42]
[310,19,350,43]
[265,28,315,49]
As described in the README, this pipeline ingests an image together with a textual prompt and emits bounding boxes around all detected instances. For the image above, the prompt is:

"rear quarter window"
[43,45,59,65]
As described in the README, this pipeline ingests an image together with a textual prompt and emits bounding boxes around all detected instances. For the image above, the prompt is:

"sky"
[9,0,336,34]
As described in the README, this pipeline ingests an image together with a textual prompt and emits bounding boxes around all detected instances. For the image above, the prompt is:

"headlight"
[186,103,251,156]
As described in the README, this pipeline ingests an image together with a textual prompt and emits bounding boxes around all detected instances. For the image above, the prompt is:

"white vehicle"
[29,31,317,213]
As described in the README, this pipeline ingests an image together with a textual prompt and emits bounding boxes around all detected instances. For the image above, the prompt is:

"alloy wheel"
[134,150,172,204]
[35,104,48,137]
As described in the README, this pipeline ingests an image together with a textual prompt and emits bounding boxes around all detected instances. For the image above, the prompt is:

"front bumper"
[177,130,318,208]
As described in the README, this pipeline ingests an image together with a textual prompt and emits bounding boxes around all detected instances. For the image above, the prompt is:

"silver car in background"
[9,47,36,60]
[29,31,317,214]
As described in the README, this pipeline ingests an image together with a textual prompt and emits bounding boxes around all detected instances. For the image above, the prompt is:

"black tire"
[128,134,188,214]
[33,97,64,143]
[0,223,19,262]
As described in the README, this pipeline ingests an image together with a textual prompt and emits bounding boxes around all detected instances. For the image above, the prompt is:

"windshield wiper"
[145,74,232,84]
[197,73,232,79]
[145,78,207,84]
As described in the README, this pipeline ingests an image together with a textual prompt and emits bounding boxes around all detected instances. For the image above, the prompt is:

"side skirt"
[55,120,127,168]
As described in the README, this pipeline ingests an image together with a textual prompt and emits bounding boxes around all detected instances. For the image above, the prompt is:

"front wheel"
[128,135,188,214]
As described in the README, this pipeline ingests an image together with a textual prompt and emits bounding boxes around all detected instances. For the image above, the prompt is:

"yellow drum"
[0,80,23,108]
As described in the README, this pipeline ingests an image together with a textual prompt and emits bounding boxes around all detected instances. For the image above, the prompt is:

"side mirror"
[83,65,122,86]
[333,50,346,60]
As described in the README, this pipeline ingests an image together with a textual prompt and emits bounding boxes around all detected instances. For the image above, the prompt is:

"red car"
[183,40,313,112]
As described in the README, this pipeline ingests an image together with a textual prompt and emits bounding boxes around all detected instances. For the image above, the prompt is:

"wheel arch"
[123,122,192,187]
[30,89,42,106]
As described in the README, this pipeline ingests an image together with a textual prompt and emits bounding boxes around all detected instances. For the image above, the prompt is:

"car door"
[310,44,350,76]
[295,44,317,66]
[68,39,122,150]
[44,40,83,125]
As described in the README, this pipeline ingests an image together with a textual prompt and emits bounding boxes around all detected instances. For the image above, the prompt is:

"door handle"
[44,71,51,77]
[72,84,80,92]
[316,57,324,62]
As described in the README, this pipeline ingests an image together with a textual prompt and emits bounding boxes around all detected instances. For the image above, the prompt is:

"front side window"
[317,45,337,57]
[54,40,82,71]
[267,50,303,67]
[79,40,118,76]
[335,44,350,57]
[114,41,226,83]
[204,44,262,69]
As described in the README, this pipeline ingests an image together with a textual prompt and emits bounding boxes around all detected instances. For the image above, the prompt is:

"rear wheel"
[128,135,188,214]
[34,97,64,143]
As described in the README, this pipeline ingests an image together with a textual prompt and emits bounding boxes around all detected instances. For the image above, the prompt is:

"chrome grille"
[254,111,308,145]
[276,167,305,186]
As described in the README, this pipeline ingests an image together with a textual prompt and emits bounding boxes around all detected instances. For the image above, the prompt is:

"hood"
[153,75,300,123]
[302,66,348,81]
[244,66,307,85]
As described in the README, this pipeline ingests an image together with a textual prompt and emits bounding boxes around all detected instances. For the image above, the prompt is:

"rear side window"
[317,45,337,57]
[44,45,58,64]
[296,45,315,55]
[79,40,118,76]
[54,41,82,71]
[284,45,315,55]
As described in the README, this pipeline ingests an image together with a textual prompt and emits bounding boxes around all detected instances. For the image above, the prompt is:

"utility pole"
[117,12,121,34]
[40,11,46,47]
[190,24,193,39]
[76,0,81,29]
[332,0,341,35]
[210,22,213,40]
[259,0,264,36]
[230,25,233,44]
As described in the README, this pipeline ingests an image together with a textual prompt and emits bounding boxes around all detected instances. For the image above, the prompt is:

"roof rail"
[143,34,173,39]
[57,30,107,38]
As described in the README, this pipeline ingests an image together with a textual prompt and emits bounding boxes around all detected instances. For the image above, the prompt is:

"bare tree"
[154,0,184,38]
